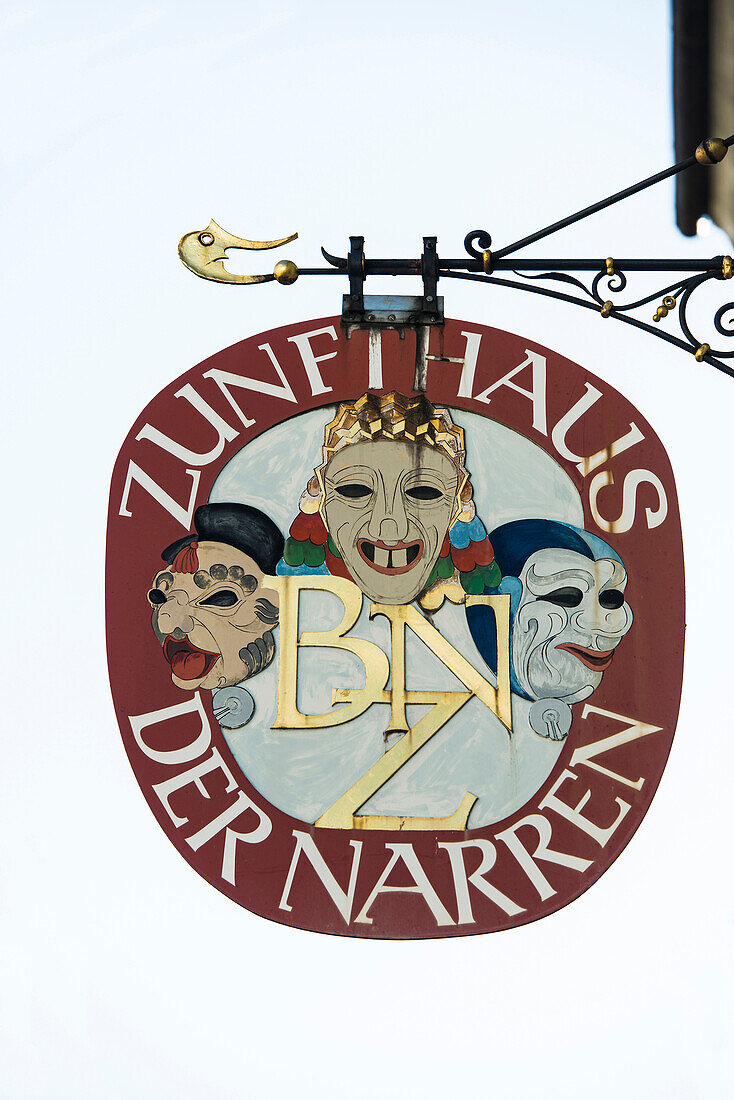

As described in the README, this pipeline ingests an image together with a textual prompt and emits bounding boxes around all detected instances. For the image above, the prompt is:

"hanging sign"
[106,317,683,938]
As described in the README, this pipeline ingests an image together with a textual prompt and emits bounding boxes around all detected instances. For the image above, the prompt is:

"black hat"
[162,503,285,575]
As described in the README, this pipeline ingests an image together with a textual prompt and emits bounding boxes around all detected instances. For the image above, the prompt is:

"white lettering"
[152,747,238,828]
[129,692,211,766]
[540,768,631,847]
[474,350,547,435]
[287,326,338,396]
[118,462,201,528]
[589,468,668,533]
[439,840,525,923]
[355,844,454,926]
[136,383,239,465]
[368,329,383,388]
[279,831,363,923]
[203,342,299,428]
[186,790,272,884]
[551,382,645,475]
[457,330,483,398]
[572,704,663,790]
[496,813,592,901]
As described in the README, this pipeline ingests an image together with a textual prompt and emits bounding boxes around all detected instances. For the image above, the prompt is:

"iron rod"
[492,135,734,261]
[301,259,723,276]
[455,258,721,272]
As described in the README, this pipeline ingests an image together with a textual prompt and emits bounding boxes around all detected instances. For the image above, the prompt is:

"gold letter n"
[316,596,511,831]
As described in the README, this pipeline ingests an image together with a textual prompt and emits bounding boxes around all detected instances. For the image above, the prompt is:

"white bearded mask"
[512,548,633,704]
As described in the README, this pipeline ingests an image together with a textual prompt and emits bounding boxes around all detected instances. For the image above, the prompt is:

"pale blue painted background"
[211,407,583,825]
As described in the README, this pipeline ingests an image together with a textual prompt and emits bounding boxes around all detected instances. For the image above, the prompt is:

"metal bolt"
[426,295,433,302]
[695,138,728,165]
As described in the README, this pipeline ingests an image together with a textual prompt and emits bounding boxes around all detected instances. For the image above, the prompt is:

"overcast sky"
[2,2,732,1097]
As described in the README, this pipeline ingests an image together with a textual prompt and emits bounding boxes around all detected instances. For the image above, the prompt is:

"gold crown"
[322,392,466,467]
[311,393,473,527]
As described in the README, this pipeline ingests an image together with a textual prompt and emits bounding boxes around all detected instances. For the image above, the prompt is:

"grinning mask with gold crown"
[300,393,475,604]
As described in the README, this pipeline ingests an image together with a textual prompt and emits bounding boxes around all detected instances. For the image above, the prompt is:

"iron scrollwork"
[477,266,733,375]
[179,135,734,380]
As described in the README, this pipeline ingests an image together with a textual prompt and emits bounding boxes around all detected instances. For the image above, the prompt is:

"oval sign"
[106,317,684,938]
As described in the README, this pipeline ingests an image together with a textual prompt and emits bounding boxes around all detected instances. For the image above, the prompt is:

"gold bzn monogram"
[270,576,511,831]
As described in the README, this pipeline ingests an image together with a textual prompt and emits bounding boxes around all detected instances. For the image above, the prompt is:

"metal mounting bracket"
[340,236,445,327]
[178,135,734,379]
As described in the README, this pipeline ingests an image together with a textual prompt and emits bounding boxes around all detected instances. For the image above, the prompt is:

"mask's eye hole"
[199,588,239,608]
[599,590,625,610]
[405,485,442,501]
[336,483,372,499]
[148,589,167,605]
[541,587,583,608]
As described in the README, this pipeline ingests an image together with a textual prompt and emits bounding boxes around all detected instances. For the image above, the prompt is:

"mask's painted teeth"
[357,539,423,574]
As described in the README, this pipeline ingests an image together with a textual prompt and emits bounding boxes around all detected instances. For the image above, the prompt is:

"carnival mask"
[512,547,633,703]
[323,439,458,604]
[148,541,279,691]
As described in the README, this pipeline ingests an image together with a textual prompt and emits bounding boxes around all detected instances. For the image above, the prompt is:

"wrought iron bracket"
[179,135,734,379]
[339,236,444,326]
[345,235,365,315]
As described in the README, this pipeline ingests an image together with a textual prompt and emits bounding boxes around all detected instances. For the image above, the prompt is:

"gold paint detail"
[653,295,677,322]
[465,594,512,728]
[178,220,298,284]
[371,599,513,733]
[421,578,467,610]
[317,595,511,830]
[695,138,728,165]
[605,257,614,276]
[482,249,493,274]
[322,393,466,465]
[695,343,710,362]
[347,792,479,832]
[600,301,613,318]
[315,698,478,830]
[317,393,471,534]
[722,256,733,279]
[270,576,512,831]
[270,575,389,729]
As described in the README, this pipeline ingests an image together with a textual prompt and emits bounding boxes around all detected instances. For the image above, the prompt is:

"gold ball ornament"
[695,138,728,165]
[274,260,299,284]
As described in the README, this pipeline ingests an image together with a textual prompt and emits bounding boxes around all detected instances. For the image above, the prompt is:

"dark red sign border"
[106,317,684,939]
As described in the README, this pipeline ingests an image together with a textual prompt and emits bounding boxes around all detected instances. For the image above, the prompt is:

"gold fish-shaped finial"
[178,220,298,284]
